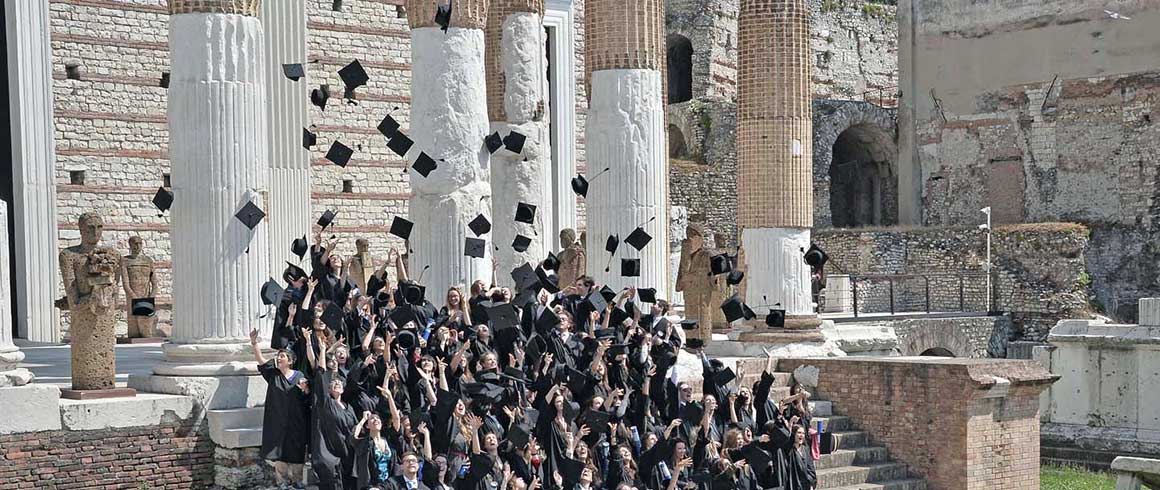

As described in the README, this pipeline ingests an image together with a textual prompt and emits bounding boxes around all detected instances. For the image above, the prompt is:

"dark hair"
[579,276,596,289]
[656,299,670,314]
[275,348,296,364]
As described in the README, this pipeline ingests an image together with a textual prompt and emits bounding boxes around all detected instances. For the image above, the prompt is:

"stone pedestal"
[0,201,33,387]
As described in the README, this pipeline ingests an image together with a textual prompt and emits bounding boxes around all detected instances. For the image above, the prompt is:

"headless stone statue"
[59,213,120,391]
[557,228,586,288]
[345,238,375,293]
[676,224,714,342]
[121,236,157,338]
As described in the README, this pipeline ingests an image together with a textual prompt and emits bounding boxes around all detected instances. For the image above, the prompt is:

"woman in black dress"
[249,328,310,488]
[779,425,816,490]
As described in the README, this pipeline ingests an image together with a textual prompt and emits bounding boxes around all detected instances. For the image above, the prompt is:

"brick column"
[406,0,493,293]
[583,0,669,292]
[486,0,554,280]
[736,0,816,326]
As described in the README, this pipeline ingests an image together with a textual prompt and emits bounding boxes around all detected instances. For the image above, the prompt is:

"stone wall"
[0,419,214,489]
[779,356,1055,490]
[855,315,1012,358]
[814,223,1091,341]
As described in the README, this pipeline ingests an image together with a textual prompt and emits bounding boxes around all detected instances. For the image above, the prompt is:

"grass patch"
[1041,464,1116,490]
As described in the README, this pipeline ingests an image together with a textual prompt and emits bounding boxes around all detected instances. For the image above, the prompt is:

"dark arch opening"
[668,124,689,160]
[667,34,693,104]
[920,347,955,357]
[829,124,897,228]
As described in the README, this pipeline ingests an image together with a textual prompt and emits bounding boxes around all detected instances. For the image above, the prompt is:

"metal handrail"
[847,272,988,318]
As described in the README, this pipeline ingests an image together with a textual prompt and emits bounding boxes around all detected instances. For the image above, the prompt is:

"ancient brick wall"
[0,420,214,489]
[814,223,1091,341]
[778,357,1053,490]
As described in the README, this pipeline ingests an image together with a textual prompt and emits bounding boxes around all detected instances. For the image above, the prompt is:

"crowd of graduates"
[252,235,819,490]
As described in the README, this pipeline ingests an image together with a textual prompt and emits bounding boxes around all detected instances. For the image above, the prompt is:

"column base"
[153,342,264,376]
[0,368,35,387]
[128,373,267,410]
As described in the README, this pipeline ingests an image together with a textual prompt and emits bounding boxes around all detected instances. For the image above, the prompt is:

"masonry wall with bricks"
[0,420,214,489]
[778,357,1053,490]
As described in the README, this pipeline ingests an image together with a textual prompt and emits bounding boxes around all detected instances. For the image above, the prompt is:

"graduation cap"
[387,132,414,157]
[282,63,305,81]
[325,141,354,167]
[389,303,419,328]
[535,266,559,294]
[514,202,536,225]
[412,152,438,177]
[367,273,387,298]
[680,319,698,330]
[464,382,506,405]
[625,227,652,251]
[260,279,284,306]
[152,186,173,213]
[804,243,829,268]
[727,270,745,286]
[651,342,678,368]
[434,0,452,31]
[556,457,586,485]
[621,258,640,277]
[506,423,532,448]
[570,167,609,198]
[542,251,560,272]
[464,237,486,258]
[599,285,617,303]
[742,303,757,321]
[291,235,309,260]
[302,127,317,149]
[712,367,736,386]
[720,294,747,324]
[396,329,419,351]
[494,323,525,348]
[338,59,369,93]
[502,366,529,383]
[503,130,526,154]
[486,302,519,329]
[535,307,561,332]
[283,262,308,283]
[584,290,608,312]
[320,302,345,330]
[311,84,330,111]
[512,235,532,253]
[160,72,170,89]
[605,235,620,254]
[710,253,732,276]
[737,442,773,470]
[389,216,414,240]
[131,297,156,317]
[576,409,612,434]
[399,281,426,305]
[317,209,338,230]
[234,201,266,230]
[377,114,401,138]
[638,288,657,304]
[511,263,538,290]
[468,214,491,236]
[484,132,503,154]
[609,306,631,327]
[765,307,786,328]
[686,338,705,349]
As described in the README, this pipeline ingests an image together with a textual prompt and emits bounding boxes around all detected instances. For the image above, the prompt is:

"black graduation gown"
[780,443,816,490]
[257,361,309,464]
[753,372,781,430]
[310,370,358,487]
[535,405,577,490]
[456,453,501,490]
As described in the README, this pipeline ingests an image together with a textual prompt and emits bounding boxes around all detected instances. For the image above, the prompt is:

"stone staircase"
[208,406,264,449]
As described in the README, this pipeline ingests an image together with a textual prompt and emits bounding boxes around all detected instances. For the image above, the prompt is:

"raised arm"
[249,328,267,365]
[304,328,320,369]
[394,248,409,283]
[353,410,371,440]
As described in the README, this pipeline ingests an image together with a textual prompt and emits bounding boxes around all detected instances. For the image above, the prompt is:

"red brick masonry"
[0,420,214,489]
[779,357,1057,490]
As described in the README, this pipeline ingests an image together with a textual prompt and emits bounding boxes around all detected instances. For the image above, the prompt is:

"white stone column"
[488,3,553,278]
[261,0,310,280]
[5,0,60,343]
[162,2,270,375]
[0,201,33,387]
[407,0,493,293]
[584,70,668,292]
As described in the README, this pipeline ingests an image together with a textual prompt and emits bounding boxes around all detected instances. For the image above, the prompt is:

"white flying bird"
[1105,9,1131,20]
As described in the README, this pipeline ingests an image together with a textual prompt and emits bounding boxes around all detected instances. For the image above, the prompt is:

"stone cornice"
[168,0,260,16]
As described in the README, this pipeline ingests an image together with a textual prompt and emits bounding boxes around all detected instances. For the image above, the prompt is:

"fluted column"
[0,201,33,387]
[487,0,553,279]
[737,0,816,326]
[5,0,60,343]
[261,0,310,278]
[407,0,493,292]
[583,0,668,292]
[162,0,270,374]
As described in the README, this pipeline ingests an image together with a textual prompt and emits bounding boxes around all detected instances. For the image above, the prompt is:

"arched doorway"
[920,347,956,357]
[829,124,897,227]
[667,34,693,104]
[668,124,689,160]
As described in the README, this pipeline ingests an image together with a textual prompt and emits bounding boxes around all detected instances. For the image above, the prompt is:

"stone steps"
[208,407,264,449]
[817,462,909,489]
[814,415,852,432]
[824,479,928,490]
[817,446,889,470]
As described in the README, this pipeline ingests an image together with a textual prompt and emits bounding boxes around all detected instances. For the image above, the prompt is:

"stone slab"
[116,337,167,344]
[1112,456,1160,475]
[208,407,264,446]
[60,387,137,400]
[217,427,263,449]
[59,392,196,431]
[0,384,62,434]
[820,323,900,354]
[128,373,267,410]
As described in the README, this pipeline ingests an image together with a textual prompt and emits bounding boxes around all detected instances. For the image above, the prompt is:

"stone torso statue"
[676,224,714,342]
[345,238,375,293]
[121,236,157,338]
[709,234,730,328]
[58,212,120,391]
[557,228,586,288]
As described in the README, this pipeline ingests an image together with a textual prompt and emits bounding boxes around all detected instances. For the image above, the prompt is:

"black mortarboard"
[317,210,337,230]
[378,114,401,138]
[652,342,677,368]
[535,307,561,332]
[765,308,786,328]
[338,59,369,92]
[321,302,344,330]
[712,367,736,386]
[804,243,829,268]
[389,304,419,329]
[484,132,503,154]
[464,382,505,405]
[607,343,629,358]
[468,214,491,236]
[412,152,438,177]
[131,297,156,317]
[680,319,697,330]
[584,290,608,312]
[594,328,617,340]
[291,235,308,260]
[511,263,537,290]
[570,175,589,197]
[152,186,173,213]
[282,63,305,81]
[515,202,536,224]
[710,253,732,275]
[621,258,640,277]
[486,302,519,329]
[494,323,524,348]
[235,201,266,230]
[503,130,526,154]
[687,338,705,349]
[535,266,559,294]
[625,227,652,251]
[260,279,284,306]
[367,274,387,298]
[434,1,452,30]
[727,270,745,286]
[160,72,170,89]
[465,237,486,258]
[302,128,317,149]
[542,251,560,272]
[325,141,353,167]
[742,303,757,321]
[577,410,612,434]
[389,216,413,240]
[512,235,532,253]
[557,457,585,485]
[599,285,617,303]
[721,294,747,323]
[397,330,419,351]
[387,132,414,157]
[311,84,330,111]
[609,306,630,327]
[283,262,307,282]
[638,288,657,304]
[605,235,619,254]
[507,423,531,448]
[399,281,426,305]
[738,443,773,470]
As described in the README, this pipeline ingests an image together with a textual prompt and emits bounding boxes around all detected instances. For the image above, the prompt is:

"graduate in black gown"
[249,328,310,488]
[778,424,816,490]
[305,332,359,490]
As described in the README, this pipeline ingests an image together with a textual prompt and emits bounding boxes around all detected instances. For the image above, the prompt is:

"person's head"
[274,349,295,370]
[552,391,566,411]
[589,395,605,411]
[355,238,369,253]
[704,394,718,411]
[433,454,448,478]
[686,224,705,249]
[652,299,670,317]
[793,425,806,446]
[560,228,577,247]
[454,399,467,417]
[790,383,805,396]
[371,336,386,354]
[578,276,596,292]
[742,426,754,443]
[738,387,752,405]
[328,254,343,275]
[328,377,344,400]
[489,288,506,303]
[477,324,491,341]
[724,427,741,450]
[483,432,499,453]
[78,213,104,247]
[333,345,349,366]
[367,413,383,433]
[401,452,420,477]
[478,351,498,371]
[575,441,590,461]
[678,382,693,402]
[446,287,464,309]
[643,432,658,451]
[580,466,594,484]
[419,356,434,374]
[471,280,487,297]
[617,445,633,461]
[434,325,450,343]
[672,439,687,461]
[128,236,143,255]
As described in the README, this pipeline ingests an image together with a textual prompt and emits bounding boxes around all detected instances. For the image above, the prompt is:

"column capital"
[169,0,261,16]
[408,0,488,30]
